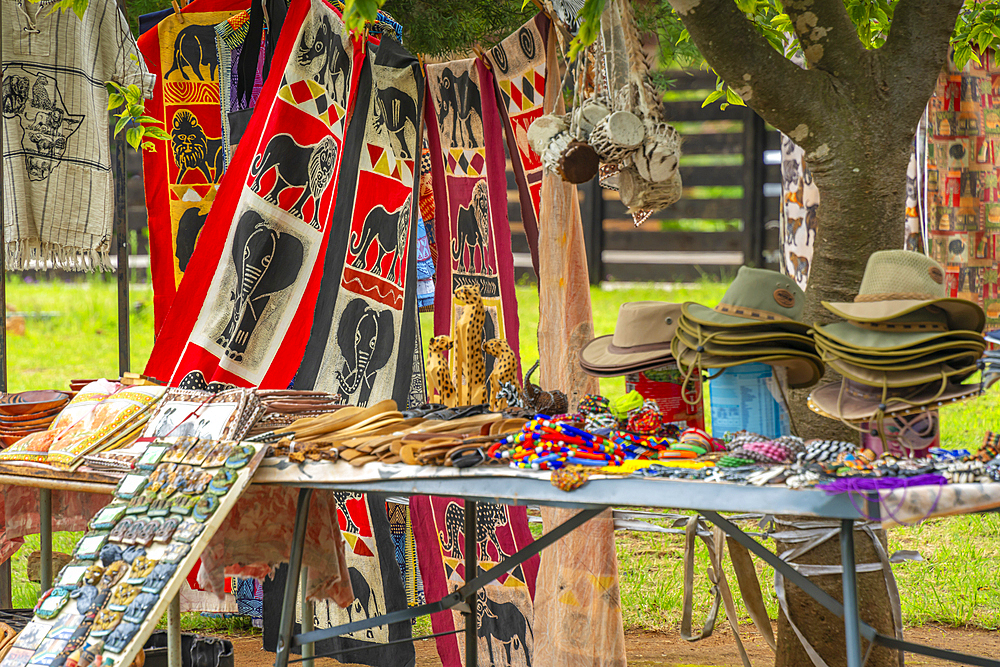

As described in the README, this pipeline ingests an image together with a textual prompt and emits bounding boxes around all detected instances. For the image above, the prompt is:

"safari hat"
[672,339,823,388]
[814,308,985,352]
[675,327,818,356]
[825,356,980,388]
[813,339,983,370]
[677,317,816,347]
[822,250,986,333]
[809,378,980,422]
[683,267,809,333]
[580,302,681,376]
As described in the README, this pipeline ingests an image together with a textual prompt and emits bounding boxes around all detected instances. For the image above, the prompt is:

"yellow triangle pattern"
[343,533,358,550]
[558,590,580,607]
[373,151,392,177]
[586,573,616,591]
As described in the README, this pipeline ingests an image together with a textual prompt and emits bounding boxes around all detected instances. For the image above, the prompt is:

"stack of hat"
[0,390,72,448]
[671,267,824,390]
[580,302,682,377]
[809,250,987,423]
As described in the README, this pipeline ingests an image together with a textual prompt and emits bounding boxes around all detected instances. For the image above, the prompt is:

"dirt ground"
[227,624,1000,666]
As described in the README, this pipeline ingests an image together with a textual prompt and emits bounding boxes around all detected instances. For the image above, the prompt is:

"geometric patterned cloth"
[924,51,1000,328]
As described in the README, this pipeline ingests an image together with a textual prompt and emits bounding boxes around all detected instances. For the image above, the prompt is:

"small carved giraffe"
[483,338,518,412]
[453,285,487,406]
[427,335,458,407]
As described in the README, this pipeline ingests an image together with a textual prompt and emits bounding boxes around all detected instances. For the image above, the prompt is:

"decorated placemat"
[144,0,365,389]
[410,496,538,667]
[3,440,266,667]
[486,14,550,276]
[138,0,248,332]
[425,58,521,383]
[294,34,424,409]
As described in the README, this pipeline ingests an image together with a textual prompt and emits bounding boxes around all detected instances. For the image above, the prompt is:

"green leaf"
[701,89,724,107]
[126,126,142,151]
[107,93,125,110]
[141,141,157,152]
[114,115,130,137]
[125,85,142,105]
[128,103,145,118]
[136,116,159,124]
[143,125,171,141]
[725,87,747,106]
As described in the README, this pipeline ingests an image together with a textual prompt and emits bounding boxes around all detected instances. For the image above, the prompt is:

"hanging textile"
[778,134,820,290]
[486,14,550,275]
[138,0,248,332]
[387,501,422,607]
[262,493,413,667]
[2,0,153,271]
[426,58,521,380]
[533,21,599,408]
[410,496,538,667]
[144,0,365,389]
[924,53,1000,327]
[293,34,423,407]
[216,10,266,169]
[416,214,436,309]
[532,508,626,667]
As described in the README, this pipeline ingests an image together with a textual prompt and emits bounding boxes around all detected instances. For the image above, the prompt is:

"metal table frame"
[264,476,1000,667]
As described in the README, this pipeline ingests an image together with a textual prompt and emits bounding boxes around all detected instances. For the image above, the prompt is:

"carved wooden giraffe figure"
[428,335,458,407]
[483,338,518,412]
[454,285,487,405]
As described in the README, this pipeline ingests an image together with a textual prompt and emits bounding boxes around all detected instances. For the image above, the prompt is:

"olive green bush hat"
[809,378,980,422]
[682,267,810,333]
[822,250,986,332]
[580,302,681,376]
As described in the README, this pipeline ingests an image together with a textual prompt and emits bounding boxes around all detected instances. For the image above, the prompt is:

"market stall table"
[252,458,1000,667]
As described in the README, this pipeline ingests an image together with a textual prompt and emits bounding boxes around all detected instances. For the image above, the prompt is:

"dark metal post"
[742,109,767,267]
[581,178,604,285]
[111,129,130,376]
[40,489,52,592]
[276,488,314,667]
[464,501,477,667]
[840,519,863,667]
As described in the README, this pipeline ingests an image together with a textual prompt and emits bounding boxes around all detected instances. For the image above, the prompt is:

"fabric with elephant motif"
[138,0,248,333]
[923,53,1000,328]
[144,0,365,389]
[260,492,413,667]
[486,14,550,276]
[293,34,424,408]
[410,496,538,667]
[425,58,522,384]
[778,134,820,290]
[2,0,154,272]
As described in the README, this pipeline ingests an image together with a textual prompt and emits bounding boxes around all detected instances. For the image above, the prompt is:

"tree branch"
[667,0,824,142]
[781,0,866,74]
[881,0,964,128]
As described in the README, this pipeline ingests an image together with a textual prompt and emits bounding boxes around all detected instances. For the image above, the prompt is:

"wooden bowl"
[0,391,71,416]
[0,405,64,423]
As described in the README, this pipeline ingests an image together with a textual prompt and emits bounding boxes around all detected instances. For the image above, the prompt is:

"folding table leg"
[840,519,863,667]
[276,488,314,667]
[464,501,477,667]
[40,488,52,592]
[167,595,181,667]
[300,566,314,667]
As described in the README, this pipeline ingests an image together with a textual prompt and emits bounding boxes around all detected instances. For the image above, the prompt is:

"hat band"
[606,341,673,355]
[714,303,792,323]
[848,320,948,333]
[843,381,926,402]
[854,291,937,303]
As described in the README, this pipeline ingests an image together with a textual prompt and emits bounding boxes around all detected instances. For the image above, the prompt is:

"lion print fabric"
[486,14,550,275]
[144,0,364,388]
[924,53,1000,328]
[138,0,248,332]
[426,58,522,382]
[294,34,424,407]
[2,0,153,271]
[410,496,538,667]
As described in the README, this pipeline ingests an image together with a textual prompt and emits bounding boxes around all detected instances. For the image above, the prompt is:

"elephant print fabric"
[139,0,245,332]
[923,53,1000,328]
[778,133,820,291]
[486,15,551,275]
[294,34,425,407]
[426,58,522,386]
[144,0,364,389]
[410,496,539,667]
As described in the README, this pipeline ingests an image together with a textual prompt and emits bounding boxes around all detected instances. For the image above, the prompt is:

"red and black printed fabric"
[262,492,413,667]
[138,0,248,333]
[144,0,364,389]
[486,15,550,276]
[410,496,538,667]
[294,35,425,407]
[425,58,521,380]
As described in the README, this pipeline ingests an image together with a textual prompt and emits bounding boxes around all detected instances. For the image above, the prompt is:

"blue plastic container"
[708,362,790,439]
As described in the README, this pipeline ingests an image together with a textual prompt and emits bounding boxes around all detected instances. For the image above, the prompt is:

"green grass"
[5,279,1000,633]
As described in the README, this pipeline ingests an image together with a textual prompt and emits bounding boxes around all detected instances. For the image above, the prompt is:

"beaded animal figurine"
[453,285,487,405]
[428,335,458,408]
[483,338,518,412]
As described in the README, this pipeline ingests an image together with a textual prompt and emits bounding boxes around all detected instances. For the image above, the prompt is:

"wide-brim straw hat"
[673,342,823,388]
[580,302,681,376]
[822,250,985,333]
[809,378,980,422]
[682,267,810,334]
